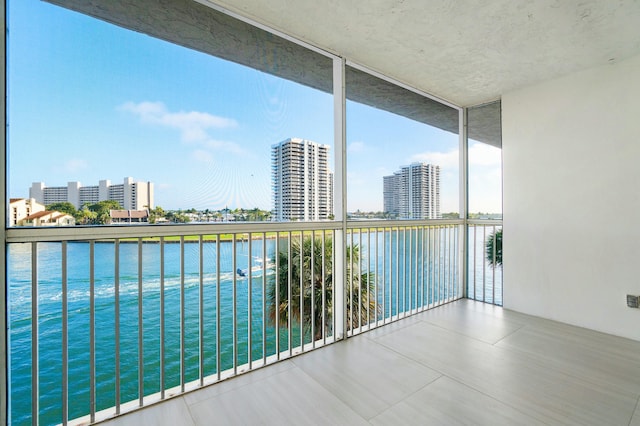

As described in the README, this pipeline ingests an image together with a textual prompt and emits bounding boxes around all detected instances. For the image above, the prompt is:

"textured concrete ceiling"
[202,0,640,107]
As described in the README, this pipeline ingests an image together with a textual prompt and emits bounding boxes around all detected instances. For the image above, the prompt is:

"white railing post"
[1,1,8,423]
[459,107,469,299]
[333,57,346,339]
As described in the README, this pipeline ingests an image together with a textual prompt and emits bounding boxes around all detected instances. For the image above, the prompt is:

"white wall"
[502,53,640,341]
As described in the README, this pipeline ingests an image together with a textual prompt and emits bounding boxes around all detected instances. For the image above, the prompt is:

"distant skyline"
[8,0,501,214]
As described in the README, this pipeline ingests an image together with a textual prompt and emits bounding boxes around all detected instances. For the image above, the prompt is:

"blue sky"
[8,0,501,213]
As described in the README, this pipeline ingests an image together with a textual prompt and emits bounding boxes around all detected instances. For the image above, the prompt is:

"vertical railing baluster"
[413,227,417,313]
[482,226,487,303]
[358,228,362,332]
[403,227,407,316]
[394,228,399,320]
[159,238,165,398]
[31,242,38,426]
[446,226,450,302]
[446,226,450,301]
[472,226,477,300]
[215,235,221,381]
[310,231,315,348]
[427,226,432,308]
[412,227,416,312]
[436,226,441,305]
[248,234,253,368]
[454,225,459,299]
[299,232,304,350]
[429,226,433,307]
[232,234,237,374]
[429,226,434,308]
[321,231,326,345]
[449,226,454,301]
[437,225,441,305]
[350,230,354,334]
[492,225,497,304]
[275,232,280,360]
[420,226,425,310]
[114,241,121,413]
[416,227,421,312]
[90,241,96,421]
[287,232,292,357]
[180,236,185,392]
[374,228,378,327]
[382,228,386,324]
[199,235,204,386]
[442,225,446,303]
[331,229,336,341]
[137,239,143,406]
[262,233,267,364]
[61,242,68,425]
[444,226,449,302]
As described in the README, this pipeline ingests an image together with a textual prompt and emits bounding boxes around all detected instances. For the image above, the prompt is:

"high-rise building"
[383,163,440,219]
[29,177,154,210]
[272,138,333,221]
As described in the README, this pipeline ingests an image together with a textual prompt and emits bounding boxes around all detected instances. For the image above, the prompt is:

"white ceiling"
[205,0,640,107]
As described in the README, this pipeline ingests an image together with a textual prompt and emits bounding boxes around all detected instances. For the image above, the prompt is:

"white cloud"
[409,149,459,169]
[409,143,501,169]
[119,101,244,155]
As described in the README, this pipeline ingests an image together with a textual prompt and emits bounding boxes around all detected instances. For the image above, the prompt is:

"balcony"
[10,219,640,426]
[7,216,640,426]
[101,299,640,425]
[6,220,505,425]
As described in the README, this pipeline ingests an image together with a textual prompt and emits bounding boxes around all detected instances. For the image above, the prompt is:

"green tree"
[148,206,165,224]
[165,210,190,223]
[86,200,121,225]
[486,229,503,267]
[268,235,378,341]
[46,202,77,217]
[77,205,98,225]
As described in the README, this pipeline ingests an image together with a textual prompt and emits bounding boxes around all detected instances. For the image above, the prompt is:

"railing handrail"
[467,219,503,226]
[345,218,463,228]
[5,221,341,243]
[5,218,471,243]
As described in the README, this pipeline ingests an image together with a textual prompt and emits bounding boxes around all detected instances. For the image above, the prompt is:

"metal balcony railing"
[467,221,503,306]
[5,219,499,425]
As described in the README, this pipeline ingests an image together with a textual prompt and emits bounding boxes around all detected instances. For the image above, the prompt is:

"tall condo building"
[383,163,440,219]
[30,177,154,210]
[272,138,333,221]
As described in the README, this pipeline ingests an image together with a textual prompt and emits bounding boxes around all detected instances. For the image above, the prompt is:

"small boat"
[236,268,247,277]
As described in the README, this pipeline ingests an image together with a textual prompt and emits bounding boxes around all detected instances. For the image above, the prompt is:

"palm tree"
[268,234,378,341]
[486,228,503,267]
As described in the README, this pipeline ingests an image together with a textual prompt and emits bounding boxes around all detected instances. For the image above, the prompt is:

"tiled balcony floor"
[99,300,640,425]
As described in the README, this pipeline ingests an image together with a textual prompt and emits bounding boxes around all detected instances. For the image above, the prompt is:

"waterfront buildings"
[109,209,150,224]
[272,138,333,221]
[8,198,75,226]
[29,177,154,210]
[383,163,440,219]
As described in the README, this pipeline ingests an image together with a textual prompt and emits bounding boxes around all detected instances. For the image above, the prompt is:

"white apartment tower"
[29,177,154,210]
[272,138,333,221]
[383,163,440,219]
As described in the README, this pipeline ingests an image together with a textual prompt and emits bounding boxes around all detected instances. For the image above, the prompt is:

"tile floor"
[98,300,640,425]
